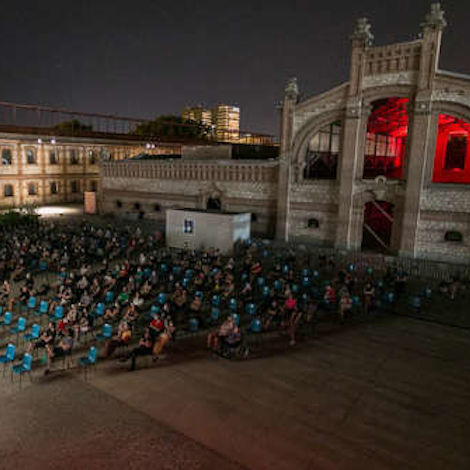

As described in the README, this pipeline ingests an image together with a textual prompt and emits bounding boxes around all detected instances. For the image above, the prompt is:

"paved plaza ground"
[1,313,469,470]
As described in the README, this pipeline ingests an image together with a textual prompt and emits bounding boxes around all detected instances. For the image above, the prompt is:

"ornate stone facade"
[100,3,469,263]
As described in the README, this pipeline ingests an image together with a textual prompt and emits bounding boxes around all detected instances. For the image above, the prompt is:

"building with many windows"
[0,132,177,209]
[102,3,470,263]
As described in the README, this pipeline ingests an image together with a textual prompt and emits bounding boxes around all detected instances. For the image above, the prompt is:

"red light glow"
[433,114,470,184]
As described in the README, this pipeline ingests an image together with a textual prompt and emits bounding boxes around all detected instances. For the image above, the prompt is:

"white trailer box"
[166,209,251,253]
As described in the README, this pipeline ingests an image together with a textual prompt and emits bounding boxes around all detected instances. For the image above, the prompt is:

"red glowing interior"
[364,98,409,179]
[433,114,470,184]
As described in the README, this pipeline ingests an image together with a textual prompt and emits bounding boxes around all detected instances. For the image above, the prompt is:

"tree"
[133,115,211,139]
[53,119,93,135]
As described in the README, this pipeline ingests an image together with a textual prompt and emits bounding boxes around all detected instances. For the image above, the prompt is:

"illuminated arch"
[363,97,409,180]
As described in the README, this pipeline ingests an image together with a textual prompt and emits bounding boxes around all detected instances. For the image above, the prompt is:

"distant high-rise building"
[212,105,240,143]
[182,104,240,142]
[182,106,213,127]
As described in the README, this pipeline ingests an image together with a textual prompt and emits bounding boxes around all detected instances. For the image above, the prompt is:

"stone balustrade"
[102,160,279,183]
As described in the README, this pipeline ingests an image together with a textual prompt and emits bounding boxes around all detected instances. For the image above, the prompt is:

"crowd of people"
[0,217,466,375]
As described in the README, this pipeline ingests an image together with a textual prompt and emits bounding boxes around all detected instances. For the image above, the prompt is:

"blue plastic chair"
[10,317,26,343]
[105,291,115,303]
[385,292,395,303]
[212,295,221,307]
[302,269,311,277]
[274,280,282,291]
[313,270,319,279]
[0,344,15,377]
[172,266,182,276]
[182,278,190,288]
[409,296,421,310]
[188,318,199,333]
[291,284,299,293]
[97,323,112,342]
[24,324,41,343]
[11,353,32,387]
[35,300,49,318]
[246,303,256,315]
[185,269,194,278]
[150,305,160,318]
[250,318,262,333]
[211,307,219,322]
[157,293,167,305]
[302,277,311,287]
[27,296,37,310]
[94,303,105,318]
[241,273,248,282]
[0,311,12,328]
[232,313,240,326]
[50,305,64,322]
[282,265,289,274]
[78,346,97,379]
[257,277,265,287]
[195,291,203,300]
[423,287,432,299]
[262,286,270,297]
[229,298,237,311]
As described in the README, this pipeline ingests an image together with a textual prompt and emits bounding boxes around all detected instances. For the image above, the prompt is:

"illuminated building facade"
[212,104,240,142]
[182,106,213,127]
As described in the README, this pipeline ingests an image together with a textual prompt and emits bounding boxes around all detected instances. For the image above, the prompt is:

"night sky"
[1,0,469,135]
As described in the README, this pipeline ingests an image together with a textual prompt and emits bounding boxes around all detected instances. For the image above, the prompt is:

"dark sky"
[1,0,469,135]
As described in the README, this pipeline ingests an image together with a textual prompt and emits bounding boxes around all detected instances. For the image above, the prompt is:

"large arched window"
[363,98,409,180]
[433,114,470,184]
[304,121,342,179]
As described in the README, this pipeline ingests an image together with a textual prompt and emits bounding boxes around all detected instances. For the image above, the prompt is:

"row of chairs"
[0,343,98,387]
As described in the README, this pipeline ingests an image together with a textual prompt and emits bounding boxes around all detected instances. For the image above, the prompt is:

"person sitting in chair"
[207,315,235,352]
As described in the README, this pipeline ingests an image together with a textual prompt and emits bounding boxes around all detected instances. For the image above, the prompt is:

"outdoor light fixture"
[50,138,56,145]
[37,138,42,144]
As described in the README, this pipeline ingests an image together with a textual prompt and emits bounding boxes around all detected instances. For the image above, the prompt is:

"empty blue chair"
[385,292,395,303]
[366,266,373,276]
[376,279,384,288]
[78,346,97,379]
[274,280,282,291]
[212,295,221,307]
[246,303,256,315]
[423,287,432,299]
[172,266,182,276]
[94,302,105,317]
[97,323,112,342]
[352,295,361,306]
[250,318,262,333]
[257,277,265,287]
[0,311,12,328]
[27,296,37,310]
[301,268,310,277]
[188,318,199,333]
[302,277,311,287]
[11,353,32,387]
[262,249,268,258]
[229,298,237,311]
[50,305,64,322]
[185,269,194,278]
[160,263,168,273]
[105,291,115,303]
[291,284,299,293]
[0,344,15,377]
[313,270,319,279]
[195,291,203,299]
[157,293,167,305]
[232,313,240,326]
[241,273,248,282]
[211,307,219,321]
[181,278,190,288]
[262,285,270,297]
[24,324,40,343]
[10,317,26,342]
[35,300,49,318]
[211,267,219,275]
[282,265,289,274]
[347,263,355,273]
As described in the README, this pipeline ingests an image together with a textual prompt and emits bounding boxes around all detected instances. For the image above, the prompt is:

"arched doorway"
[206,197,222,211]
[362,200,394,253]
